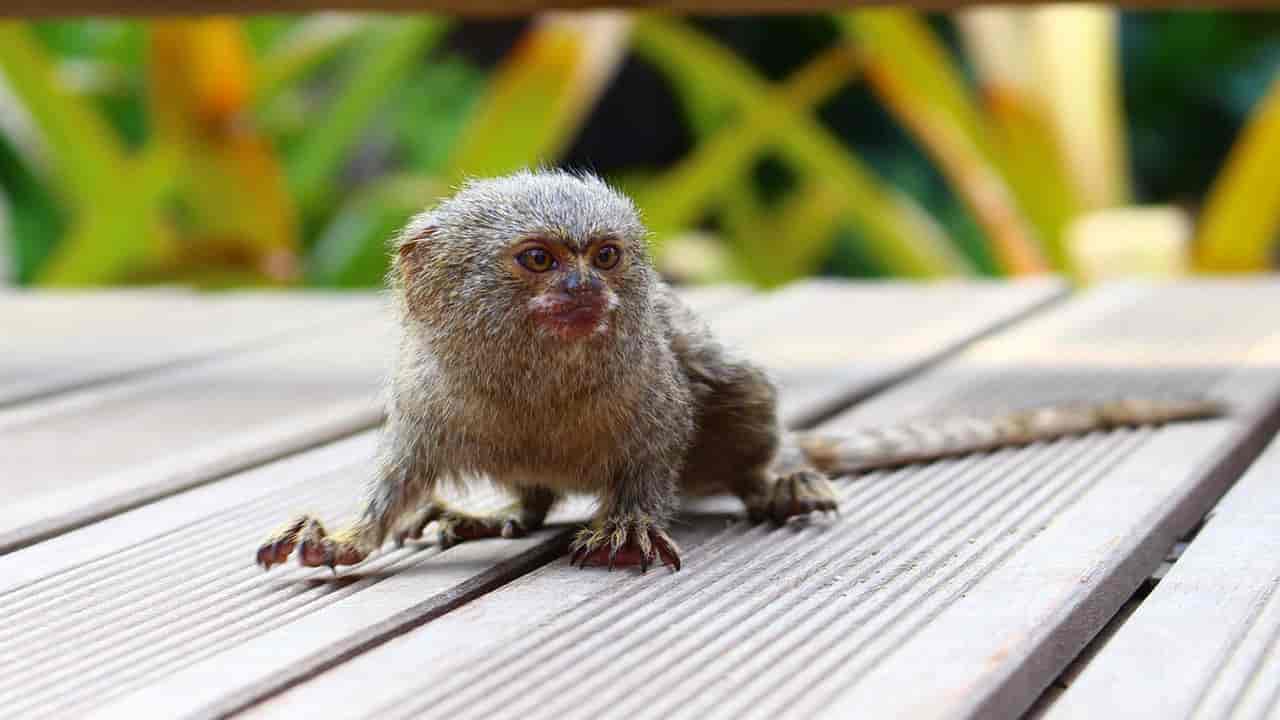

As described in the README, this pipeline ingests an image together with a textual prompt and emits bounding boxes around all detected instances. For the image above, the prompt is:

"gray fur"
[257,169,826,573]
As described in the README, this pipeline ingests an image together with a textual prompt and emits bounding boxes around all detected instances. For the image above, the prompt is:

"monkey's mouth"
[531,298,609,339]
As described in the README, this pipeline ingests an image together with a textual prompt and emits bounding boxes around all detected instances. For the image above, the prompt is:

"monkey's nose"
[562,269,603,296]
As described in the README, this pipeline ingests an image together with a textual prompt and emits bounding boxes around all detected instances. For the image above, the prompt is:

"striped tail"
[784,396,1227,477]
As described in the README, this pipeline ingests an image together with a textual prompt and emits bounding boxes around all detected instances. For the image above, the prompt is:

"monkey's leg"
[668,346,836,525]
[256,420,436,571]
[393,486,561,549]
[734,468,839,525]
[570,473,682,572]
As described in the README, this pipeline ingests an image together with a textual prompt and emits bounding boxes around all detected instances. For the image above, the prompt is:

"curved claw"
[394,503,447,548]
[255,516,308,571]
[751,470,840,525]
[297,520,333,567]
[570,521,681,573]
[654,535,681,572]
[404,505,528,552]
[437,525,459,550]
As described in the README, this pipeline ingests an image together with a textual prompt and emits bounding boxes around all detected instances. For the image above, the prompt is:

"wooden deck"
[4,277,1280,719]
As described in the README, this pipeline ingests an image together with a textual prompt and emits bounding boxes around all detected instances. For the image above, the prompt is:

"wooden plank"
[0,296,391,554]
[0,285,750,555]
[0,280,1063,719]
[0,289,380,407]
[5,0,1274,18]
[232,279,1280,720]
[3,288,186,404]
[1042,435,1280,719]
[695,279,1066,426]
[663,282,752,317]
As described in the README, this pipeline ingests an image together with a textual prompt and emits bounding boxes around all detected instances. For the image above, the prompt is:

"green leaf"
[0,131,65,283]
[391,57,485,175]
[306,174,442,287]
[254,14,375,107]
[0,22,127,209]
[287,17,450,219]
[635,43,859,238]
[632,17,972,278]
[38,142,180,286]
[841,11,988,150]
[440,14,632,183]
[838,10,1047,274]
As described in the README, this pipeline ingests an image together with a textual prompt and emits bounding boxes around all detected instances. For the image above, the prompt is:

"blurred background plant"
[0,9,1276,290]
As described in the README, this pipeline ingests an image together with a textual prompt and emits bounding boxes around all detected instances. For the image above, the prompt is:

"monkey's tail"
[784,396,1227,477]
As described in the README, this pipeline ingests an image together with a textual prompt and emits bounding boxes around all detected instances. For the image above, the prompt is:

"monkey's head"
[393,170,655,345]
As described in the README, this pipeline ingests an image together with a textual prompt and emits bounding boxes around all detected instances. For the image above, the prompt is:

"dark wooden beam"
[2,0,1275,18]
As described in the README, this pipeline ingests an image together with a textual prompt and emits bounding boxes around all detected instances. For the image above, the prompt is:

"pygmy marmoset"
[256,170,1222,573]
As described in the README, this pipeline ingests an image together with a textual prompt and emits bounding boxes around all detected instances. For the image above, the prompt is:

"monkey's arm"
[256,412,439,570]
[786,396,1226,477]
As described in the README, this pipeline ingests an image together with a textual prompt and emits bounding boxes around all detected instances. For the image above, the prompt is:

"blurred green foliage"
[0,10,1276,289]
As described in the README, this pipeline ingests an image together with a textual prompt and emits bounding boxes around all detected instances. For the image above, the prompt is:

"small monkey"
[256,170,1223,573]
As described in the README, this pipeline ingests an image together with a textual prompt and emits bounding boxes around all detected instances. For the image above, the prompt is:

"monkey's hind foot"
[746,470,839,525]
[569,515,681,572]
[394,502,533,550]
[255,516,370,571]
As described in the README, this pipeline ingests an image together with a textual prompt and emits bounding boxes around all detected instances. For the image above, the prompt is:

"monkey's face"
[508,234,627,341]
[395,171,653,346]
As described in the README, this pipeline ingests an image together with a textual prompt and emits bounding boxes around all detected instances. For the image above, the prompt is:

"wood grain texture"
[0,280,1064,719]
[238,279,1280,720]
[0,290,379,407]
[1043,434,1280,719]
[5,0,1278,17]
[0,296,393,554]
[683,278,1066,427]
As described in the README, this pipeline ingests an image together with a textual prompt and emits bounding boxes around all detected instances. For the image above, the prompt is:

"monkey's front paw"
[255,516,369,571]
[394,503,530,550]
[747,470,839,525]
[569,516,681,572]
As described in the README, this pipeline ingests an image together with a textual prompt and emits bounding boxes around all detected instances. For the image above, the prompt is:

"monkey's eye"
[516,247,557,273]
[594,244,621,270]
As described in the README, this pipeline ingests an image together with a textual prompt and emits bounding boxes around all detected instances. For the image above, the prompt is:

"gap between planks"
[1042,406,1280,720]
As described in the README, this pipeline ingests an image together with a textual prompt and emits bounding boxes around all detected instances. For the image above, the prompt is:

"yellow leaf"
[841,10,1048,275]
[149,19,298,278]
[1027,6,1132,210]
[955,8,1082,272]
[442,12,631,182]
[1196,75,1280,272]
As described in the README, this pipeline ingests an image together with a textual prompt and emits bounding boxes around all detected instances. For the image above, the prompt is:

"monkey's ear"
[396,224,436,278]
